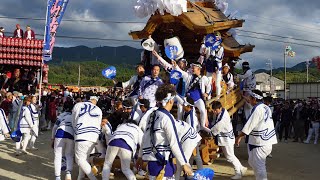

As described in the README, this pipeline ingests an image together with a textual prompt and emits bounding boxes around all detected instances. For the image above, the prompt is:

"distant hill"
[255,61,316,74]
[50,45,142,65]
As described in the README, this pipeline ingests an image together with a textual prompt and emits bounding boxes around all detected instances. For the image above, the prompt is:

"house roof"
[129,2,245,39]
[129,2,254,58]
[255,72,284,85]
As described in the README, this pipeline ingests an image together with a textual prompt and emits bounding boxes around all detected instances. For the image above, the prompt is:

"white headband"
[161,93,175,106]
[250,91,263,100]
[191,63,202,68]
[90,96,99,101]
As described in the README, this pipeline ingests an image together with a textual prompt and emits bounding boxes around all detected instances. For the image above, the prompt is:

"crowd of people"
[0,33,319,180]
[0,68,38,95]
[0,24,36,39]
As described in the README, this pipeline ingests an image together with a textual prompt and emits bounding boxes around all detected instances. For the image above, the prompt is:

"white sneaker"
[303,140,309,144]
[55,177,61,180]
[241,167,247,176]
[231,173,242,179]
[30,147,39,150]
[314,142,318,145]
[65,173,71,180]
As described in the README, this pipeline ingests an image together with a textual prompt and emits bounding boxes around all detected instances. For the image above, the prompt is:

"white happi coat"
[237,69,256,91]
[122,75,138,88]
[242,103,278,146]
[52,112,74,139]
[108,123,144,155]
[175,119,202,159]
[72,102,102,143]
[0,108,10,138]
[173,66,208,101]
[139,107,158,132]
[223,72,235,89]
[211,108,235,146]
[19,106,36,134]
[138,76,163,107]
[101,121,113,143]
[184,108,201,132]
[141,108,189,166]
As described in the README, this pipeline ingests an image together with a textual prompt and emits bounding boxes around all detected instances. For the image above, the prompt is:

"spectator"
[107,101,123,131]
[0,92,13,116]
[47,96,57,130]
[0,71,10,89]
[13,24,24,38]
[4,69,23,93]
[279,102,292,143]
[293,101,308,142]
[28,72,38,95]
[0,27,4,37]
[24,25,35,40]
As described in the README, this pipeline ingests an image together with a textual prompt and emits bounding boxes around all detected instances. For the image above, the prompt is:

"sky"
[0,0,319,70]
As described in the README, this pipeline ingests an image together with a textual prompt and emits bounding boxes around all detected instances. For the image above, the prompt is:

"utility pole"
[78,64,80,87]
[306,59,310,83]
[266,59,273,95]
[284,51,287,100]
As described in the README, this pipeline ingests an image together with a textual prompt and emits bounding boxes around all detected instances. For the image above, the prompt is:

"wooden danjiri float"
[92,0,255,174]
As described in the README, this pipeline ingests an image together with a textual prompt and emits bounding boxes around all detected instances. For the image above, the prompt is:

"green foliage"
[48,61,135,86]
[273,67,320,83]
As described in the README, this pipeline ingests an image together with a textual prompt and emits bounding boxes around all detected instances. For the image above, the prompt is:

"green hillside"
[48,61,320,86]
[48,61,136,86]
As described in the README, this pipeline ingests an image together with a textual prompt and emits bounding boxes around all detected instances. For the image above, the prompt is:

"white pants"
[175,95,185,121]
[306,122,319,144]
[221,144,243,175]
[16,133,32,151]
[95,140,107,158]
[207,71,222,98]
[30,120,39,148]
[176,143,203,180]
[54,138,74,178]
[215,72,222,97]
[194,99,209,133]
[102,146,136,180]
[248,145,272,180]
[75,141,97,180]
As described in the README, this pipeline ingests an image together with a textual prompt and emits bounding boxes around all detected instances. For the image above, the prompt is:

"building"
[289,82,320,100]
[255,72,284,97]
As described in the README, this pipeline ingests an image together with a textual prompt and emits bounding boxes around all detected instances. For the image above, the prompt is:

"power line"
[245,18,320,36]
[240,10,320,31]
[3,25,320,48]
[56,35,140,42]
[236,29,320,44]
[4,32,140,43]
[237,34,320,48]
[0,16,145,24]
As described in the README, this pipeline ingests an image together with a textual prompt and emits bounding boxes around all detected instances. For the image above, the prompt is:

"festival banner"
[43,0,69,61]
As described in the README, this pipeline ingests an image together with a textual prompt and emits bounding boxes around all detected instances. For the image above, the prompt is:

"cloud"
[0,0,319,69]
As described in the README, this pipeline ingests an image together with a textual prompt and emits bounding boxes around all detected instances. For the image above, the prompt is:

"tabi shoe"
[231,173,242,179]
[65,173,71,180]
[241,167,248,176]
[21,149,30,155]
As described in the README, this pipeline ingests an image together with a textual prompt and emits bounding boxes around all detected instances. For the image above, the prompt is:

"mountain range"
[50,45,316,72]
[51,45,142,65]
